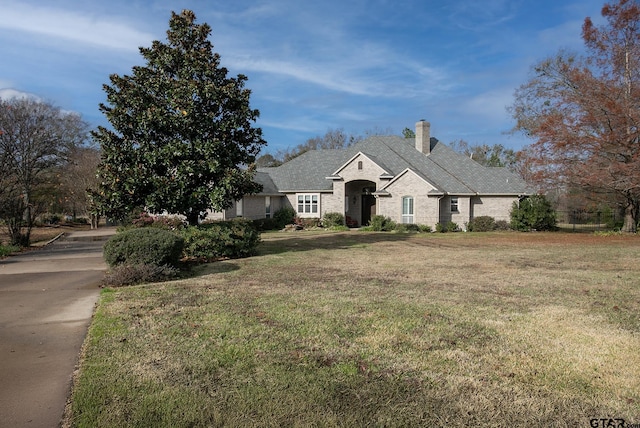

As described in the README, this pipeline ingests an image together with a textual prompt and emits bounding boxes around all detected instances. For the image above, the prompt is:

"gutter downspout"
[435,194,444,228]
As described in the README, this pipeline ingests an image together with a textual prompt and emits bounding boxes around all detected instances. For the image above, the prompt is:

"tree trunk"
[187,211,200,226]
[621,199,639,233]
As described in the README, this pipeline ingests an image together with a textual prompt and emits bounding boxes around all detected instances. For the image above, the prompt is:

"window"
[265,196,271,218]
[358,161,363,170]
[236,198,243,217]
[450,197,459,213]
[297,194,318,215]
[402,196,414,224]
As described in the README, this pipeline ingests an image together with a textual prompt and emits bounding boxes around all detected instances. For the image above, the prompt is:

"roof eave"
[478,192,532,196]
[279,189,334,193]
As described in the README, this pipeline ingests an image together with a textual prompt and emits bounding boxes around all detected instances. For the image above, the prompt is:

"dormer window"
[358,161,363,170]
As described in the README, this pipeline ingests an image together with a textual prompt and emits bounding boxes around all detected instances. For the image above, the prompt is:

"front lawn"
[65,231,640,427]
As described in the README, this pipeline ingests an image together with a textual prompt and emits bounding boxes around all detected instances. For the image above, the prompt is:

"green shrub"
[601,206,624,231]
[0,244,19,257]
[395,223,419,232]
[368,215,396,231]
[253,217,279,231]
[467,216,496,232]
[103,228,184,268]
[418,224,432,233]
[510,195,557,232]
[41,214,61,225]
[435,221,459,233]
[102,263,179,287]
[330,225,350,231]
[322,212,345,228]
[273,207,296,229]
[181,219,261,260]
[495,219,511,231]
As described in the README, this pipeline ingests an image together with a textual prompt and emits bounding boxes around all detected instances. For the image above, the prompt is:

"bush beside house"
[467,216,496,232]
[510,195,557,231]
[181,219,261,260]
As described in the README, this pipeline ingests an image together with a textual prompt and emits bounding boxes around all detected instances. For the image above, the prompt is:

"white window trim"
[296,193,320,217]
[265,196,271,219]
[236,198,243,217]
[450,197,459,213]
[402,196,414,224]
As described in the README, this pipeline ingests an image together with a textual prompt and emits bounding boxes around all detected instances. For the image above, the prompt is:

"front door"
[361,195,376,226]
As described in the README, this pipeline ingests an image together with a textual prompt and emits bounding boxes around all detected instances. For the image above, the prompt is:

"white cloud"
[0,2,155,51]
[449,0,518,31]
[228,50,450,100]
[230,57,373,96]
[259,117,321,133]
[0,88,40,101]
[458,86,515,128]
[208,3,451,100]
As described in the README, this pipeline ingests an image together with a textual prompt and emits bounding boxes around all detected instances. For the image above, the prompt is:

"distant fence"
[555,210,623,232]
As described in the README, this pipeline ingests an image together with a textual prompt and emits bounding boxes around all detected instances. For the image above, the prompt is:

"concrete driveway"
[0,228,115,428]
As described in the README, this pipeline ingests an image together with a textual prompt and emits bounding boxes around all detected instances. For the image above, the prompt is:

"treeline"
[256,127,519,171]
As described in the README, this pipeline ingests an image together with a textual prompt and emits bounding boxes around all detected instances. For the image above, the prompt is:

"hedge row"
[105,219,260,268]
[181,219,261,260]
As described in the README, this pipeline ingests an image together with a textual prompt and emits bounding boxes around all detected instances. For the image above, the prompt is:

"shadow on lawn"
[189,231,423,279]
[257,230,416,256]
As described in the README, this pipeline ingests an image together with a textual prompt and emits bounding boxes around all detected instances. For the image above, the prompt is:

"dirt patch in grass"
[66,231,640,427]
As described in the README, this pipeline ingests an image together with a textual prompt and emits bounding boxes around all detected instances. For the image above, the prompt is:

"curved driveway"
[0,228,115,428]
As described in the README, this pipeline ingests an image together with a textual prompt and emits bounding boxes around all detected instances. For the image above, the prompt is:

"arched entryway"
[345,180,376,227]
[361,186,376,226]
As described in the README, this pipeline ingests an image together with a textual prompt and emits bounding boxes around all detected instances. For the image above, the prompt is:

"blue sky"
[0,0,606,155]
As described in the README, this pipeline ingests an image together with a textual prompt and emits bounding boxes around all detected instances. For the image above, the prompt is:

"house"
[211,121,531,228]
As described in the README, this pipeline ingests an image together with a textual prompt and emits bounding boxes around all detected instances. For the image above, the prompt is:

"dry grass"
[67,231,640,427]
[0,224,89,247]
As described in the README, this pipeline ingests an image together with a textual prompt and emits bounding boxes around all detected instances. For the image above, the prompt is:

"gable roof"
[332,151,393,177]
[257,149,346,192]
[253,171,280,195]
[255,136,531,195]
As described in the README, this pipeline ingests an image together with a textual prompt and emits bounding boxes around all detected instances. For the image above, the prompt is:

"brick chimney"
[415,120,431,155]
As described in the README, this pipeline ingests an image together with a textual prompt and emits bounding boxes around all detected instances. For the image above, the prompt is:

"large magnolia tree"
[510,0,640,231]
[92,10,265,225]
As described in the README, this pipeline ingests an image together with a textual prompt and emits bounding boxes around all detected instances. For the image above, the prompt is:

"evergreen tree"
[510,195,557,232]
[92,10,265,225]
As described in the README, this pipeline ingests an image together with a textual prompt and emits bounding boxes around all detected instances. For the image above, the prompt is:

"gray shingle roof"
[256,136,531,195]
[253,171,280,195]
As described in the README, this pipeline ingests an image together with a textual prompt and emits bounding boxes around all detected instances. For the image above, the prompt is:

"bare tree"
[449,140,518,169]
[0,97,89,245]
[59,145,101,219]
[276,128,360,163]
